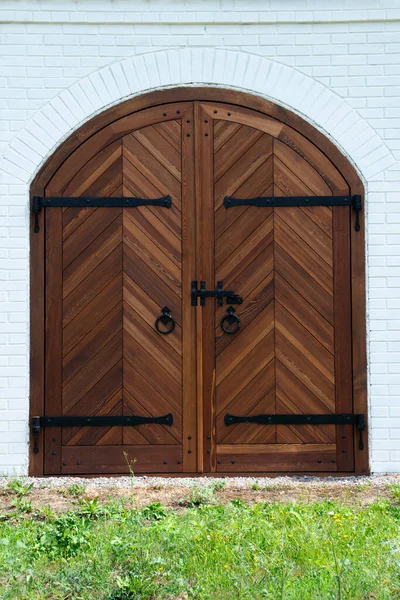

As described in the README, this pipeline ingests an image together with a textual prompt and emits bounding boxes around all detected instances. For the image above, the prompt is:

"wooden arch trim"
[30,87,368,476]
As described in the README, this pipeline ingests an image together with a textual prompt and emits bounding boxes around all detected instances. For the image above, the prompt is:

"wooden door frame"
[30,87,368,476]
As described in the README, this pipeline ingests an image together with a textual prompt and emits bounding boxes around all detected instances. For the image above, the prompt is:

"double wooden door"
[41,100,356,474]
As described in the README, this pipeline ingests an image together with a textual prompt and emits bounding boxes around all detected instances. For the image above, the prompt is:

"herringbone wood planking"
[45,117,185,459]
[211,109,353,468]
[42,100,355,474]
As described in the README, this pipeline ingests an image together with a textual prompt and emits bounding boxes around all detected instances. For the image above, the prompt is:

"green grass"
[1,494,400,599]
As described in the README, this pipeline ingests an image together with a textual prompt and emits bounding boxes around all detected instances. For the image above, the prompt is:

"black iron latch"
[31,414,173,454]
[224,413,366,450]
[32,195,172,233]
[191,281,243,307]
[224,194,362,232]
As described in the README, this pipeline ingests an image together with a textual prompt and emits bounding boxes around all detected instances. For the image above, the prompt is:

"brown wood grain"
[31,91,367,476]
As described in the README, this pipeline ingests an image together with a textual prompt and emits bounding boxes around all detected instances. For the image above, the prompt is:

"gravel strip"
[1,474,399,491]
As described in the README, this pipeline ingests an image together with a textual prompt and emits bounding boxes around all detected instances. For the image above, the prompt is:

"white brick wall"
[1,0,400,475]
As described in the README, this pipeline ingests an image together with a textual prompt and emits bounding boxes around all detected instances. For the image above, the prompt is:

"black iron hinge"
[224,195,362,232]
[31,414,173,454]
[32,195,172,233]
[224,413,366,450]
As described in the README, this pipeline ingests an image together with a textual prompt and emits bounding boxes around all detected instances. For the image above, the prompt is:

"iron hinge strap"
[224,195,362,232]
[224,413,366,451]
[31,414,173,454]
[32,195,172,233]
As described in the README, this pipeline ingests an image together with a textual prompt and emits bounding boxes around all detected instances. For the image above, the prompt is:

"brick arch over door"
[30,88,368,476]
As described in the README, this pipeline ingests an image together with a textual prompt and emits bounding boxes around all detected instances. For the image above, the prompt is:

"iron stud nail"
[214,110,218,113]
[207,435,211,440]
[204,119,208,123]
[176,110,180,114]
[186,133,190,137]
[163,112,167,116]
[177,460,181,464]
[207,450,210,454]
[52,451,56,456]
[63,461,67,466]
[188,436,192,440]
[227,112,231,116]
[52,437,56,442]
[163,460,168,464]
[205,132,209,136]
[231,460,236,464]
[217,460,222,464]
[188,450,192,454]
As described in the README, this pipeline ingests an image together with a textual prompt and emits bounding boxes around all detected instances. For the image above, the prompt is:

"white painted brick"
[0,2,399,474]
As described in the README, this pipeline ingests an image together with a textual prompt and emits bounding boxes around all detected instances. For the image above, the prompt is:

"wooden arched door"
[31,94,367,475]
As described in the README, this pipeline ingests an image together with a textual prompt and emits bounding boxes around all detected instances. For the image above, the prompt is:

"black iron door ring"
[220,306,240,334]
[155,306,176,335]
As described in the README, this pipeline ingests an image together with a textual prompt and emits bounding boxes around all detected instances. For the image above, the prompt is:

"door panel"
[44,104,196,474]
[42,99,356,475]
[195,102,354,473]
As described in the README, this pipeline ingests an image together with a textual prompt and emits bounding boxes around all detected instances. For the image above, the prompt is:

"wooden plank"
[63,140,123,198]
[124,211,181,297]
[195,103,216,472]
[124,300,181,383]
[333,205,354,471]
[124,390,180,445]
[63,245,122,327]
[216,444,337,472]
[275,243,334,325]
[275,332,335,410]
[63,274,122,356]
[274,211,333,295]
[214,126,263,181]
[123,134,182,209]
[216,330,275,416]
[274,139,332,196]
[275,302,335,384]
[124,242,182,323]
[124,361,183,444]
[44,202,63,475]
[217,301,274,384]
[63,302,123,385]
[29,187,45,475]
[63,213,122,298]
[216,213,274,286]
[63,208,120,269]
[124,274,182,354]
[132,125,181,180]
[181,107,198,471]
[62,332,122,414]
[61,445,183,474]
[124,330,182,411]
[275,273,334,354]
[214,133,273,210]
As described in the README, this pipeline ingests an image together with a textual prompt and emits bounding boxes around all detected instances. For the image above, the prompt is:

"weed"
[251,481,261,490]
[179,485,217,507]
[389,483,400,503]
[65,483,86,498]
[142,502,168,521]
[77,497,105,518]
[123,451,137,487]
[210,479,226,493]
[10,498,33,513]
[6,479,34,498]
